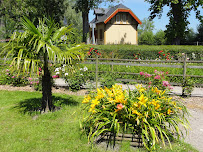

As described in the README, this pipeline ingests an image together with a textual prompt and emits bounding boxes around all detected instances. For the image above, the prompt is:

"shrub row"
[91,45,203,60]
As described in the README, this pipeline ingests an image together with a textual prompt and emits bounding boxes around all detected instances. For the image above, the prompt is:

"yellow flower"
[88,107,96,113]
[132,109,141,116]
[133,102,139,107]
[91,99,100,106]
[151,99,159,106]
[153,87,161,95]
[137,94,148,107]
[96,88,104,99]
[155,104,160,110]
[136,84,145,93]
[167,109,172,115]
[82,95,91,103]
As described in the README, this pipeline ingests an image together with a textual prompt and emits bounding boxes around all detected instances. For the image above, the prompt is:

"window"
[116,15,120,23]
[123,14,126,24]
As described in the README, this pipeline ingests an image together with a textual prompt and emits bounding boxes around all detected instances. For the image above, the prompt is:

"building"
[89,4,142,45]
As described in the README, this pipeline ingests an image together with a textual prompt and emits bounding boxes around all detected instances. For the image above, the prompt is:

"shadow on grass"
[14,96,79,114]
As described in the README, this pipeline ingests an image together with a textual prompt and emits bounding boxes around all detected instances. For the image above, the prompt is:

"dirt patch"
[0,85,88,96]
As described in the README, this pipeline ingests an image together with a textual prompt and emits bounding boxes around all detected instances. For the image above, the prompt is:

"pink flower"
[39,67,42,71]
[162,81,169,87]
[154,69,157,73]
[6,73,9,75]
[6,69,9,72]
[148,81,152,85]
[30,82,33,85]
[154,75,161,79]
[140,72,144,76]
[28,77,32,81]
[148,85,151,88]
[116,103,124,110]
[50,64,52,67]
[52,75,57,78]
[169,86,173,90]
[52,75,59,78]
[166,71,169,74]
[36,81,39,84]
[12,76,15,78]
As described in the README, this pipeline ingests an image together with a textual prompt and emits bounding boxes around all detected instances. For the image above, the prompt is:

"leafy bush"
[182,77,195,96]
[0,69,29,86]
[139,70,173,91]
[100,73,116,88]
[81,84,189,151]
[90,45,203,60]
[64,66,92,91]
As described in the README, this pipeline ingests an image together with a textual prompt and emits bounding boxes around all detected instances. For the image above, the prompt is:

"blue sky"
[89,0,202,33]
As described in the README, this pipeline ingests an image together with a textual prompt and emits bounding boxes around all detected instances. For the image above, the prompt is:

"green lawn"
[0,90,198,152]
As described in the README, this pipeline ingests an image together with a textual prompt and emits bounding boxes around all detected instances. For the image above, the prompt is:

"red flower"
[136,58,138,60]
[166,71,169,74]
[163,54,165,56]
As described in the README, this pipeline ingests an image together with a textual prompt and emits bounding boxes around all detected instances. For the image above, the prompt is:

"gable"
[104,9,142,25]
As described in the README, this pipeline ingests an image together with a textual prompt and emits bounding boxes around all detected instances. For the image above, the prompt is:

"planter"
[97,133,143,148]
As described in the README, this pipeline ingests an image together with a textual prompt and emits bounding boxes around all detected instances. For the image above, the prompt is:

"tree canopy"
[145,0,203,45]
[73,0,119,42]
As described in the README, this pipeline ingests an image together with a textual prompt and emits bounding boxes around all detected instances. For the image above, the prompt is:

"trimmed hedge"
[91,45,203,60]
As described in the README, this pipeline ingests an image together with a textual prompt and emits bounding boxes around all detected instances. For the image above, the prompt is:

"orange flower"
[115,103,124,112]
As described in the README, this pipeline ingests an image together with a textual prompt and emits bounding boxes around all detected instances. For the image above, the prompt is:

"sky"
[89,0,203,33]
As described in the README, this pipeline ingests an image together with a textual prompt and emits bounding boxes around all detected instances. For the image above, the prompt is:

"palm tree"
[2,17,87,112]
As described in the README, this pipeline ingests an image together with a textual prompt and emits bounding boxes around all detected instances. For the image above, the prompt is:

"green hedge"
[91,45,203,60]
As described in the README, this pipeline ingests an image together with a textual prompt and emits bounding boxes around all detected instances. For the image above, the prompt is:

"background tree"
[138,18,155,45]
[2,17,87,112]
[154,30,166,45]
[73,0,119,43]
[0,0,66,38]
[145,0,203,45]
[138,18,155,36]
[197,22,203,42]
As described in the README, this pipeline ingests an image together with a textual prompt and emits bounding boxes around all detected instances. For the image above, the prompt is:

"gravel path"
[0,84,203,151]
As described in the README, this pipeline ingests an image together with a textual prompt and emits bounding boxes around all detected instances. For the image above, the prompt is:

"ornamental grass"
[81,84,189,150]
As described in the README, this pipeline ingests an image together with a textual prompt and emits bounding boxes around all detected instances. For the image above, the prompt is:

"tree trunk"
[42,51,53,112]
[82,11,89,43]
[171,0,184,45]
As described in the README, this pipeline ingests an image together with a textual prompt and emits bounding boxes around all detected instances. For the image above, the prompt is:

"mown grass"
[0,90,198,152]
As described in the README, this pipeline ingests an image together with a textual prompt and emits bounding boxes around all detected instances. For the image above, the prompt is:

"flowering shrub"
[0,69,29,86]
[87,48,101,58]
[81,84,189,150]
[64,66,92,91]
[158,50,173,60]
[139,70,173,91]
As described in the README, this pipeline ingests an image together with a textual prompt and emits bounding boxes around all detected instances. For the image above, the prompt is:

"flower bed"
[81,84,189,150]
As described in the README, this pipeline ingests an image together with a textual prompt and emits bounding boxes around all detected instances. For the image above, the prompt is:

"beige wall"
[93,12,139,45]
[105,24,137,45]
[105,12,138,45]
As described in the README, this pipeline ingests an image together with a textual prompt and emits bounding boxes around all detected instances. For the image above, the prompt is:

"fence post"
[111,51,114,73]
[182,54,187,96]
[96,54,98,89]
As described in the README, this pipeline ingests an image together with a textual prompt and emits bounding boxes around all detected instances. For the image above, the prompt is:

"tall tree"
[197,22,203,42]
[73,0,119,43]
[145,0,203,45]
[0,0,66,38]
[1,17,86,112]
